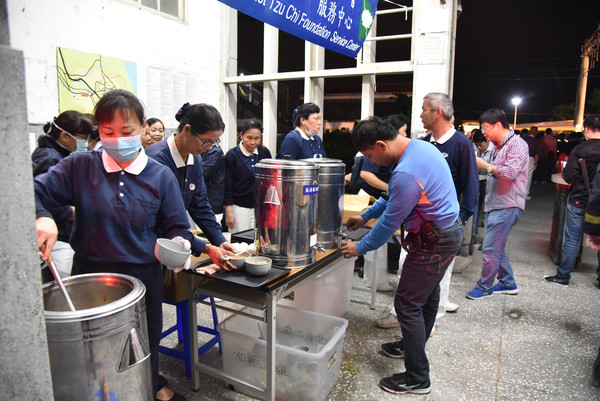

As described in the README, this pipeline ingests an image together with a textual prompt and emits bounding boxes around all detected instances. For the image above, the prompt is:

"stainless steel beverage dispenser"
[254,159,319,268]
[303,158,346,250]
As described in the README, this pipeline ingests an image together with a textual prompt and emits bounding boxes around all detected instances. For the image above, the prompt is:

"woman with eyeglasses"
[224,119,272,233]
[146,102,237,259]
[32,110,94,277]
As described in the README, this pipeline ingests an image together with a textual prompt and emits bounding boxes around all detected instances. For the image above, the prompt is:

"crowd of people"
[340,93,600,395]
[32,87,600,398]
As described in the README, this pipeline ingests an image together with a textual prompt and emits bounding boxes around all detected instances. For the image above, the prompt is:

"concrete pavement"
[160,182,600,400]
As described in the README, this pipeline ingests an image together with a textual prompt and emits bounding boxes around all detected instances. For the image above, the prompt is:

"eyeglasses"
[192,129,220,148]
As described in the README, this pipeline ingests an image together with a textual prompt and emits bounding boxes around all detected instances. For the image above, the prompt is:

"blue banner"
[218,0,378,58]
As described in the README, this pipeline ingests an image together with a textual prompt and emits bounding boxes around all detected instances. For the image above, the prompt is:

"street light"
[511,97,522,130]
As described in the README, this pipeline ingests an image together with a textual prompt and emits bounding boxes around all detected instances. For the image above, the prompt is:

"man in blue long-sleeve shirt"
[341,117,463,395]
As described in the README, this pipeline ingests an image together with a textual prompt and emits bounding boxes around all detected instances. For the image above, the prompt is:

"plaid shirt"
[484,130,530,212]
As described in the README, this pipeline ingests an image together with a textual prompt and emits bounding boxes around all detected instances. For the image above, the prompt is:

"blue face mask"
[101,134,142,162]
[55,122,88,152]
[64,132,88,152]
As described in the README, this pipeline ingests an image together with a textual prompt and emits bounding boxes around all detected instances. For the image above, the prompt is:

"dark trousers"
[394,221,463,382]
[72,254,163,395]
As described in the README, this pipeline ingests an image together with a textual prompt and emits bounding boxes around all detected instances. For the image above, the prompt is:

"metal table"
[185,249,345,401]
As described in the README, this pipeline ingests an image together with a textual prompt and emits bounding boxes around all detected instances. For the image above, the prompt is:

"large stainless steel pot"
[43,273,152,401]
[303,157,346,250]
[254,159,319,267]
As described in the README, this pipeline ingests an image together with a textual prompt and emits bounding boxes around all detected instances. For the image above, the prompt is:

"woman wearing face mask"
[224,119,272,233]
[34,89,231,401]
[32,110,93,276]
[276,103,326,160]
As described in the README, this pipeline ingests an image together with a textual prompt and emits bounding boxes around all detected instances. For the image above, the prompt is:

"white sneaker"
[376,313,401,329]
[446,302,459,313]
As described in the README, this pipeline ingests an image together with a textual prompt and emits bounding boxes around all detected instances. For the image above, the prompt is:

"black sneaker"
[380,372,431,395]
[381,336,404,358]
[544,275,569,286]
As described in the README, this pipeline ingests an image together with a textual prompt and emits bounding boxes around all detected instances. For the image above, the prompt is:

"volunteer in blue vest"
[277,103,326,159]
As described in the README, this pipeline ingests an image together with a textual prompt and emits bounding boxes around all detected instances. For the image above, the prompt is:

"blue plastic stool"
[159,295,221,378]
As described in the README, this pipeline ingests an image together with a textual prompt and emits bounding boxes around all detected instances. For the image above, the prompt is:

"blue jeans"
[394,221,463,382]
[478,208,523,291]
[557,202,600,279]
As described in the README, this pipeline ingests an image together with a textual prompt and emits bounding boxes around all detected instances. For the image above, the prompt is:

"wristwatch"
[487,165,493,175]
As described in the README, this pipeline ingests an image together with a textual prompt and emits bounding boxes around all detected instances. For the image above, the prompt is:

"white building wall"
[7,0,226,131]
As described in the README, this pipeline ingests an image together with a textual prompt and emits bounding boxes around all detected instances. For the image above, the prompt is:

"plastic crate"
[278,257,354,317]
[218,305,348,401]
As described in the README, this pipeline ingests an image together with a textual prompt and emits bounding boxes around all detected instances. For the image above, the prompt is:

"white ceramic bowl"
[229,251,251,269]
[245,256,272,276]
[155,238,190,267]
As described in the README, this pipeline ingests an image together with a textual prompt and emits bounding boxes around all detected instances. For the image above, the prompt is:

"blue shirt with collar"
[35,148,198,264]
[276,128,326,160]
[145,136,226,253]
[224,143,272,208]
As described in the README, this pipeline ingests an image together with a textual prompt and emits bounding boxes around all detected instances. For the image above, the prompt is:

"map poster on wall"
[57,47,137,114]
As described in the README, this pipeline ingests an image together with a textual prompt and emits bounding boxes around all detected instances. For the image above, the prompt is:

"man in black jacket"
[545,115,600,286]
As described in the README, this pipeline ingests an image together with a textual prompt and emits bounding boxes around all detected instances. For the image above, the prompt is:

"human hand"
[345,215,366,231]
[219,242,237,253]
[162,236,191,273]
[340,240,360,258]
[586,235,600,251]
[204,244,236,271]
[37,217,58,261]
[225,214,236,230]
[344,173,351,185]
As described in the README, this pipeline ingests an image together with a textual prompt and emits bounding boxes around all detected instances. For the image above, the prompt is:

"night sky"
[453,0,600,123]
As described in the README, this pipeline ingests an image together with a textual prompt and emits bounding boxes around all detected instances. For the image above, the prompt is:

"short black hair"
[43,110,88,139]
[584,114,600,132]
[240,119,263,135]
[293,103,320,127]
[472,129,486,144]
[384,114,408,130]
[175,103,225,134]
[145,118,164,129]
[479,108,509,129]
[351,116,397,150]
[94,89,145,126]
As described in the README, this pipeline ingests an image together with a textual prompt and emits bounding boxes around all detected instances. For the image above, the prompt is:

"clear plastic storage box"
[278,257,354,317]
[218,305,348,401]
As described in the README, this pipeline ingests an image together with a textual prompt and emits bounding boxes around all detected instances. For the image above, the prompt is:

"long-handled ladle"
[46,255,76,311]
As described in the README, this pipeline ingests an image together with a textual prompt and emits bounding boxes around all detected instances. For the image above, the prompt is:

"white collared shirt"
[429,127,456,145]
[102,147,148,175]
[296,127,315,141]
[239,142,259,156]
[167,134,194,168]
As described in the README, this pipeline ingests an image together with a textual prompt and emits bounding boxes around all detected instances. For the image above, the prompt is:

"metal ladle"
[46,255,76,311]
